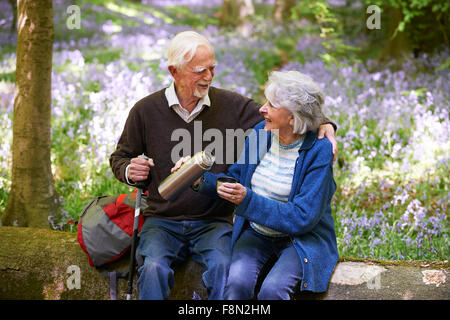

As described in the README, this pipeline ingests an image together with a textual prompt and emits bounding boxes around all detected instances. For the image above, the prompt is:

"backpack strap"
[116,193,127,205]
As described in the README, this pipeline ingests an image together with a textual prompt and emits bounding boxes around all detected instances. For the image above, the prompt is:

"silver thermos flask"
[158,150,215,201]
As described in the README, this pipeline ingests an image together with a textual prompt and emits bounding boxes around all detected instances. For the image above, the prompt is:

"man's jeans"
[137,217,232,300]
[224,227,303,300]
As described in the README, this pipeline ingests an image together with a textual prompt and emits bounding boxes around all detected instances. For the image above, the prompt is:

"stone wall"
[0,227,448,300]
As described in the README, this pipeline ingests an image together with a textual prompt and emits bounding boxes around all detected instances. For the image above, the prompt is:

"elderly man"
[110,31,337,300]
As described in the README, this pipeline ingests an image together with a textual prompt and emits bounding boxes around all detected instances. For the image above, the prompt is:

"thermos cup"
[216,176,238,191]
[158,151,215,201]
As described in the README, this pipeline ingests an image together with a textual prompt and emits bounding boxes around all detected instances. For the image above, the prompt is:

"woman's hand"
[217,182,247,205]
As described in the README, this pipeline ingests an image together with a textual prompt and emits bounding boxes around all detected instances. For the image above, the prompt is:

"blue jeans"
[224,227,303,300]
[137,217,232,300]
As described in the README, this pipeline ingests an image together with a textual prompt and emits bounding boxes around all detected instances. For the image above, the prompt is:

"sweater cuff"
[125,164,136,186]
[235,187,252,217]
[322,118,338,132]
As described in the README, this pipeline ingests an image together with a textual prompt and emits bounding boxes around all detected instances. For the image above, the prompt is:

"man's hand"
[128,157,155,182]
[171,156,191,173]
[170,156,202,187]
[318,123,338,163]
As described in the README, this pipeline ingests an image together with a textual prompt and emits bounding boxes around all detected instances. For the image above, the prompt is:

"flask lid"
[198,150,215,170]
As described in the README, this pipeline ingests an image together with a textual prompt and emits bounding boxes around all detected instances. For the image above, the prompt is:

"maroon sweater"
[110,86,263,223]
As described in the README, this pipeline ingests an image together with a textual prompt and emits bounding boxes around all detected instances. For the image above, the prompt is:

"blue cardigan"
[199,121,338,293]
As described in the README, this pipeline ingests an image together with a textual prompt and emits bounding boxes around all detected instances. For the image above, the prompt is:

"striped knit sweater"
[250,134,305,237]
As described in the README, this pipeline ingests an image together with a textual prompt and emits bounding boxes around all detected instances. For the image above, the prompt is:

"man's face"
[172,45,216,100]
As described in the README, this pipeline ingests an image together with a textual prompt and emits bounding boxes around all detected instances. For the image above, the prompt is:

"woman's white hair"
[264,70,325,135]
[167,31,213,69]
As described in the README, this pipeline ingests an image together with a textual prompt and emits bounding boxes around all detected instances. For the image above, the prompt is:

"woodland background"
[0,0,448,261]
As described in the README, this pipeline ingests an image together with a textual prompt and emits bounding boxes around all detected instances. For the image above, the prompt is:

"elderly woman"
[193,70,339,300]
[173,70,338,299]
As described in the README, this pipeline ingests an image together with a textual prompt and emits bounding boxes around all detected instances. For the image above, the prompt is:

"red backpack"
[77,190,147,267]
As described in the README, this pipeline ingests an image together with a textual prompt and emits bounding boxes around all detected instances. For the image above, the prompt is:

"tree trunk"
[220,0,254,28]
[378,5,411,64]
[1,0,59,229]
[272,0,296,22]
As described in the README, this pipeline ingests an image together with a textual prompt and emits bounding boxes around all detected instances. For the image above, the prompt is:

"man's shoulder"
[210,86,252,103]
[209,87,261,120]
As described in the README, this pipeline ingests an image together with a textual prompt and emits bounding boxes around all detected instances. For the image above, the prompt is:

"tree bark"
[1,0,59,229]
[272,0,296,22]
[378,5,411,64]
[220,0,254,28]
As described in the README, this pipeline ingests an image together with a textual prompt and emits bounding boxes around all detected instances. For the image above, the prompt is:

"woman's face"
[259,100,293,134]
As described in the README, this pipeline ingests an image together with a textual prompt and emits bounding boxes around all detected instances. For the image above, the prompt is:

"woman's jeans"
[137,217,232,300]
[224,227,303,300]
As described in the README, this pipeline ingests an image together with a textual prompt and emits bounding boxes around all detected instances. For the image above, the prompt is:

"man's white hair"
[167,31,213,69]
[264,70,325,135]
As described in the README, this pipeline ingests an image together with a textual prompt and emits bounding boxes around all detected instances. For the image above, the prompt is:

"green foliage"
[245,49,283,87]
[362,0,450,53]
[436,57,450,71]
[55,165,132,224]
[83,48,123,64]
[292,0,340,39]
[291,0,361,67]
[333,163,450,260]
[1,0,448,260]
[0,71,14,83]
[164,6,219,29]
[0,44,16,60]
[0,185,9,212]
